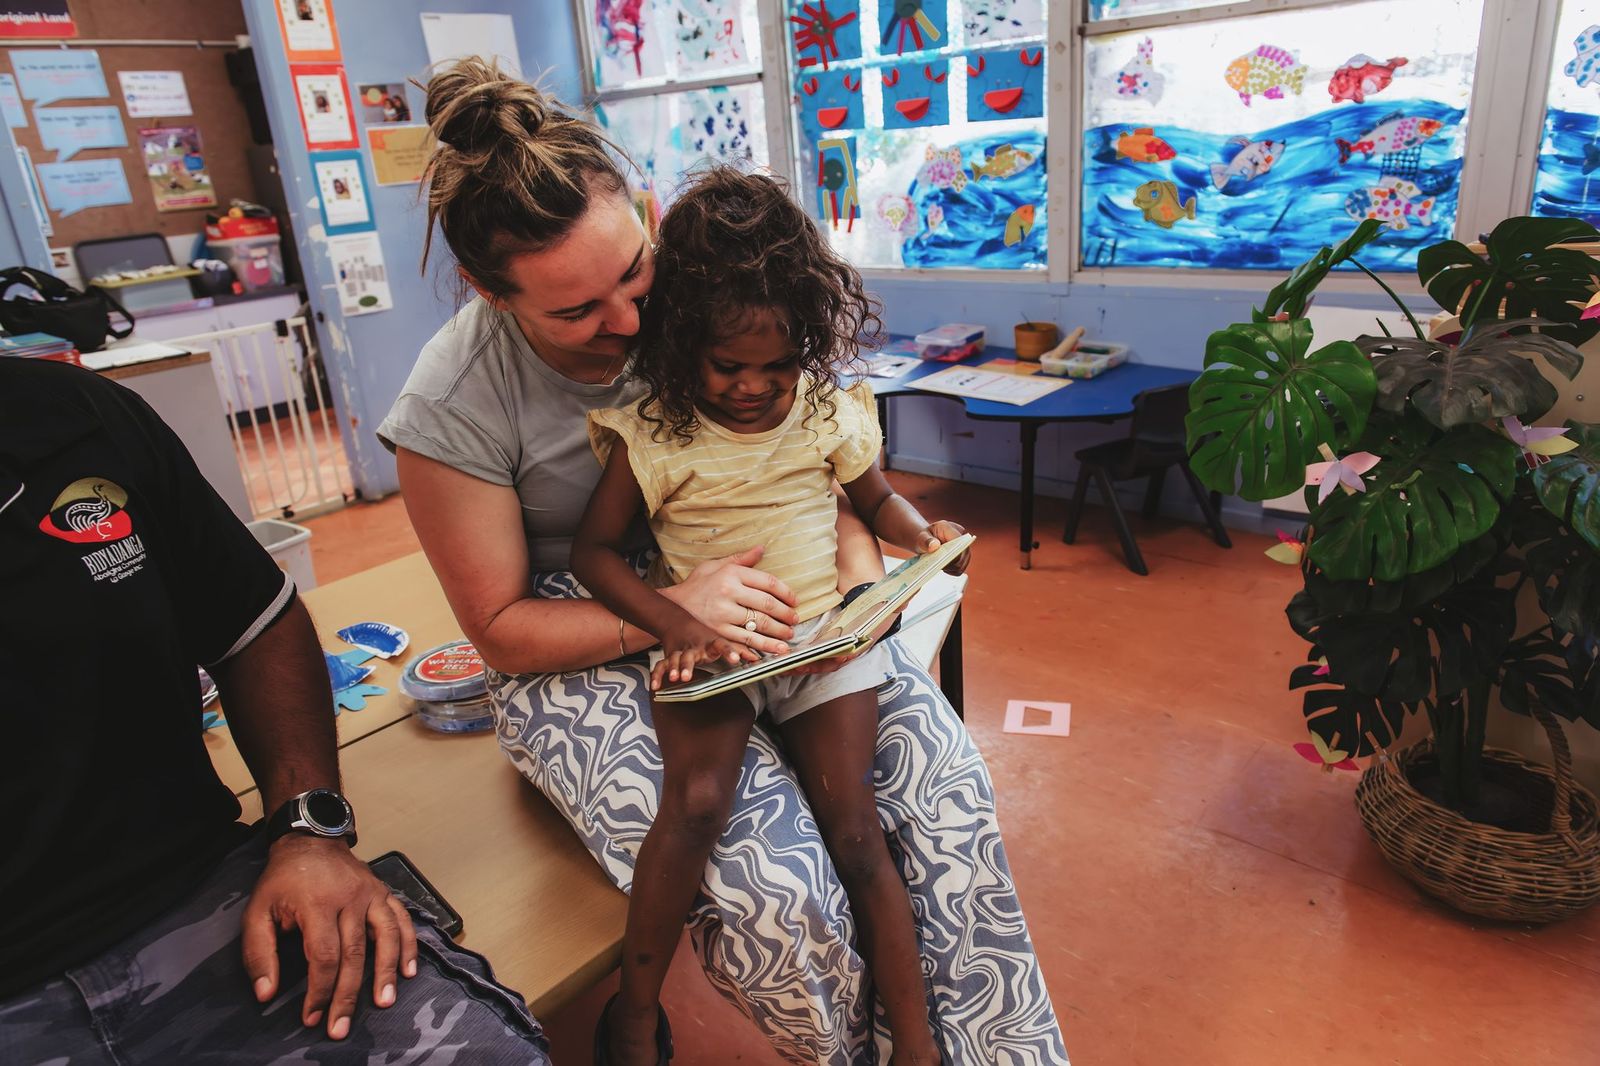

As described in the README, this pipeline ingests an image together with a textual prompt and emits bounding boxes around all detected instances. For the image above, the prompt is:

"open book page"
[653,533,975,703]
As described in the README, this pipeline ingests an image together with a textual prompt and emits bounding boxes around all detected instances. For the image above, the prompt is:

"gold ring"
[743,610,759,632]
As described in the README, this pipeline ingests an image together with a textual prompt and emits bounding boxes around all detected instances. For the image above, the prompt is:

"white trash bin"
[247,518,316,591]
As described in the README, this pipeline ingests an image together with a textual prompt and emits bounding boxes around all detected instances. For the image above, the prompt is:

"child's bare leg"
[779,690,942,1064]
[611,691,754,1065]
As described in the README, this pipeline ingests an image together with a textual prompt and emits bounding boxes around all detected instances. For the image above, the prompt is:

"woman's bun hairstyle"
[421,58,626,298]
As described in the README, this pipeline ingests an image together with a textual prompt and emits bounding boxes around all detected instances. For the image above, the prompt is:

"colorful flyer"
[292,63,356,150]
[366,124,433,185]
[118,70,192,117]
[326,231,393,316]
[356,82,412,124]
[0,2,76,39]
[275,0,341,63]
[35,105,125,161]
[10,49,106,105]
[310,149,374,234]
[139,125,215,212]
[0,74,27,127]
[35,157,131,217]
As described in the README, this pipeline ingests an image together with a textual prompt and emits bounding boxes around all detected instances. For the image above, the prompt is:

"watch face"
[304,790,352,833]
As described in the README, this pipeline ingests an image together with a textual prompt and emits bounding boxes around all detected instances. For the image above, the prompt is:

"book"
[654,533,975,703]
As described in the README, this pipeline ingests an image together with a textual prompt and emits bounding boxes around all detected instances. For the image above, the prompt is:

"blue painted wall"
[239,0,580,497]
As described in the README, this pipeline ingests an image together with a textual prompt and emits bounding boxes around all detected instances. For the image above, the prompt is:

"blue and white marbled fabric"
[486,564,1068,1065]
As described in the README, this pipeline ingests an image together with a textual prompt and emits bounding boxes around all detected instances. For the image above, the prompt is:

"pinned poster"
[966,47,1044,122]
[35,157,131,217]
[879,0,945,56]
[366,124,434,185]
[0,2,76,39]
[421,11,521,78]
[36,106,125,161]
[10,49,106,105]
[118,70,192,117]
[326,231,393,316]
[15,146,50,235]
[590,1,660,85]
[356,82,412,124]
[797,70,864,143]
[292,63,356,150]
[139,125,215,212]
[310,149,374,234]
[881,60,949,130]
[791,0,861,71]
[0,74,26,127]
[275,0,342,63]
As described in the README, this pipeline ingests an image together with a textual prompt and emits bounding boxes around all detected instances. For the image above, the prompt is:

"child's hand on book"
[918,520,972,575]
[653,620,750,691]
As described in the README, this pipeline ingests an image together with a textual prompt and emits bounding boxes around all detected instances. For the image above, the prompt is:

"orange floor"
[303,473,1600,1066]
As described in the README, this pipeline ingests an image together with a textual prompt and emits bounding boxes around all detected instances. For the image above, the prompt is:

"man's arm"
[210,597,418,1042]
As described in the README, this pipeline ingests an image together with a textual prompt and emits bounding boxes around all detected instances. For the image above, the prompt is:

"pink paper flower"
[1305,451,1381,505]
[1501,415,1576,465]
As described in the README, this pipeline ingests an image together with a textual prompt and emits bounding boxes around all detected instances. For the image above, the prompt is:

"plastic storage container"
[915,323,986,362]
[399,640,494,733]
[1041,341,1130,379]
[205,216,284,293]
[247,517,316,590]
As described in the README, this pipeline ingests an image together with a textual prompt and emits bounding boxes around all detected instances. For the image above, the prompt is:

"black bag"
[0,266,134,353]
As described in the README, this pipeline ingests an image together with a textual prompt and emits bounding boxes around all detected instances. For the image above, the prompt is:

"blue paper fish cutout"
[337,621,411,659]
[324,649,375,692]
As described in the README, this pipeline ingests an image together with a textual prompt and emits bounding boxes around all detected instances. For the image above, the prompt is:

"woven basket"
[1354,705,1600,924]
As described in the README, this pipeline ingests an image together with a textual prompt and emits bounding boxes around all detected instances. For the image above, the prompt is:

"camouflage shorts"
[0,834,551,1065]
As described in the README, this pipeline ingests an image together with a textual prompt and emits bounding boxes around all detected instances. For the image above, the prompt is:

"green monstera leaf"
[1292,660,1413,758]
[1512,484,1600,640]
[1307,412,1519,582]
[1533,421,1600,552]
[1359,319,1583,429]
[1418,216,1600,343]
[1501,629,1600,728]
[1186,318,1375,500]
[1259,219,1385,322]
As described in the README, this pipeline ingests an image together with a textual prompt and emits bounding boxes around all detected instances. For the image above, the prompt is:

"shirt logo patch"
[39,477,148,584]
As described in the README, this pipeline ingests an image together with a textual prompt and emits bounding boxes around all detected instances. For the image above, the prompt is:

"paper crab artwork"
[966,47,1044,122]
[798,70,863,142]
[816,136,860,230]
[881,60,949,130]
[790,0,861,71]
[880,0,946,57]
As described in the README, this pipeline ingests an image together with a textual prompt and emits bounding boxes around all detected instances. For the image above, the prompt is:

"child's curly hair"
[635,166,882,443]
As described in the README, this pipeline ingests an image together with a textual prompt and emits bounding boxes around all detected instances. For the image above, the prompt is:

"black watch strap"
[264,789,357,847]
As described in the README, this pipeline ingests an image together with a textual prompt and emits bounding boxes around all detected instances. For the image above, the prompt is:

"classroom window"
[785,0,1049,272]
[586,1,768,224]
[1530,5,1600,227]
[1080,0,1483,273]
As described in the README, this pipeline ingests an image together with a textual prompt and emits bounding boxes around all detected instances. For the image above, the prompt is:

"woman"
[378,59,1067,1066]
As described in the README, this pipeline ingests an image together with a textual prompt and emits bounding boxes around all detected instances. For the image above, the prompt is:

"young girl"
[572,168,970,1066]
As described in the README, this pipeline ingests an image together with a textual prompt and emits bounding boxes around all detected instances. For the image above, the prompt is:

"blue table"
[867,343,1198,569]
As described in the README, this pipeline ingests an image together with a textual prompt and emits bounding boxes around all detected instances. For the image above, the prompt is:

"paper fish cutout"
[791,0,862,71]
[876,192,916,236]
[1114,35,1164,103]
[1116,127,1175,163]
[798,70,863,142]
[324,648,374,693]
[969,142,1036,180]
[1328,55,1407,104]
[966,47,1044,122]
[1003,203,1035,246]
[917,145,967,193]
[881,0,945,56]
[881,60,949,129]
[1583,291,1600,321]
[1305,450,1380,504]
[1502,415,1578,463]
[1336,112,1442,164]
[338,621,411,660]
[1225,44,1307,106]
[817,136,860,230]
[1132,180,1194,229]
[1210,137,1284,189]
[1294,732,1359,772]
[1264,529,1304,565]
[1564,24,1600,89]
[333,683,387,714]
[1344,176,1434,231]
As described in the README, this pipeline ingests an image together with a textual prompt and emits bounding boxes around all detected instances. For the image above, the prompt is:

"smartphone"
[368,850,464,939]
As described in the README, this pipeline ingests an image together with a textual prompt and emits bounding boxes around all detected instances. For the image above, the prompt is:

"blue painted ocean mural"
[902,130,1046,269]
[1531,107,1600,228]
[1081,97,1464,271]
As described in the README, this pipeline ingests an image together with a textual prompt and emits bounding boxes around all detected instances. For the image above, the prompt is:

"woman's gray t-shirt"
[377,297,649,572]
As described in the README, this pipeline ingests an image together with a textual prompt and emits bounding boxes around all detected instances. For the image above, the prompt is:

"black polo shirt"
[0,359,294,1000]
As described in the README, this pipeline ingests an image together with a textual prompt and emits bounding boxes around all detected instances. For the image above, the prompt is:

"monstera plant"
[1186,216,1600,825]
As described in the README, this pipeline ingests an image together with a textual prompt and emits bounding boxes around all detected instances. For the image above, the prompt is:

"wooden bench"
[213,551,965,1015]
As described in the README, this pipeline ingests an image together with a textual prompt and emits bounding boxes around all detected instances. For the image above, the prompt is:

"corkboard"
[3,0,263,250]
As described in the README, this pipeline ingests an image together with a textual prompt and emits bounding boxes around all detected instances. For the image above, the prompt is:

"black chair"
[1061,383,1232,575]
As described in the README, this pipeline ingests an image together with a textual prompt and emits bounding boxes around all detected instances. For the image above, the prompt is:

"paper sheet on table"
[864,353,919,378]
[908,365,1070,406]
[420,12,521,78]
[79,341,189,370]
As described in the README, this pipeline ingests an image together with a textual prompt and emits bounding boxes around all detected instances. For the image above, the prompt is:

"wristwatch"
[264,788,357,847]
